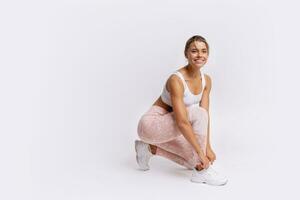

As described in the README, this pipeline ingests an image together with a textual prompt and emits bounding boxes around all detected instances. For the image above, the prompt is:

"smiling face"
[185,41,209,69]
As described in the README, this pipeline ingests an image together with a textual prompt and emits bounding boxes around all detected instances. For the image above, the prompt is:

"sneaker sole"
[191,178,228,186]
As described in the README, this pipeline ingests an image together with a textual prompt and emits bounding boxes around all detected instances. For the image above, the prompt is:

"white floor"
[6,110,297,200]
[28,144,299,200]
[1,104,300,200]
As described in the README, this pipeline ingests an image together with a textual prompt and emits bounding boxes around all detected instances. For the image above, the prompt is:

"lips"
[194,59,205,63]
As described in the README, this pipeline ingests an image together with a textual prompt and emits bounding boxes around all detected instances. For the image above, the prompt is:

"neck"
[185,64,201,78]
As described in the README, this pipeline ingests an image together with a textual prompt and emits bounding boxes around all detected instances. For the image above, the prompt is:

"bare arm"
[200,74,212,149]
[167,75,205,156]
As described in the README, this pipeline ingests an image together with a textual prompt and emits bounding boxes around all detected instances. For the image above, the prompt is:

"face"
[185,41,208,69]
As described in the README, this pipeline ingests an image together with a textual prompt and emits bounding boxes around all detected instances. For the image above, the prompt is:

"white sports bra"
[160,70,206,107]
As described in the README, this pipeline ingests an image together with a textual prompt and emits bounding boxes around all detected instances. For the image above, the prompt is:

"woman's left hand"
[206,147,216,164]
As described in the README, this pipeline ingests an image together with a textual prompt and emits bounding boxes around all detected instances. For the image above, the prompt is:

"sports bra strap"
[173,70,205,90]
[173,71,187,90]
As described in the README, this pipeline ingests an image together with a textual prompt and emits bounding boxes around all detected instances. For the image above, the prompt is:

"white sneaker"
[191,166,228,186]
[134,140,153,171]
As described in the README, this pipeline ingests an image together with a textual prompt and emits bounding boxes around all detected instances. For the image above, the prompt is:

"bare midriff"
[152,96,173,113]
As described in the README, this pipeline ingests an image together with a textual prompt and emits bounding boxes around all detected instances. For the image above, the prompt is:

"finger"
[205,163,209,169]
[199,162,204,168]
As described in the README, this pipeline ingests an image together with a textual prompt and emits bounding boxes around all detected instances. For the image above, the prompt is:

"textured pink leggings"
[137,105,208,169]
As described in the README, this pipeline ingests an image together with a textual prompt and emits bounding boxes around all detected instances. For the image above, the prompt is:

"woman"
[135,35,228,186]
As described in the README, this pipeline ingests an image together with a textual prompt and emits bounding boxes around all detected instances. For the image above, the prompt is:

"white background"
[0,0,300,199]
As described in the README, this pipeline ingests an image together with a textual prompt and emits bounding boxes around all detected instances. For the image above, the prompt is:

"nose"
[198,52,205,57]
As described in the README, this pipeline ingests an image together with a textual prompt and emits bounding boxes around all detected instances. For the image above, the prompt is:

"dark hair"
[184,35,209,58]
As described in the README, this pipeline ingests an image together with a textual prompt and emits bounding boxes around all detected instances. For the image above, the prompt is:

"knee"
[137,116,150,139]
[197,106,208,118]
[137,116,158,142]
[137,117,144,136]
[188,105,208,122]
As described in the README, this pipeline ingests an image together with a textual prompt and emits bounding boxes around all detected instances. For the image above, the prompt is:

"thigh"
[138,105,208,144]
[138,109,181,144]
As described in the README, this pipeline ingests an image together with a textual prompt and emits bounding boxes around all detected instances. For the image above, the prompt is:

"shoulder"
[166,74,184,96]
[204,73,212,91]
[204,74,212,84]
[169,73,181,83]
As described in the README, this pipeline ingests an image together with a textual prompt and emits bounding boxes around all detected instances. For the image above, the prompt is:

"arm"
[200,74,212,149]
[200,74,216,163]
[167,75,205,157]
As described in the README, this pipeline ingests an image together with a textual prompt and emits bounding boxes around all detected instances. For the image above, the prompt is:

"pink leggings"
[137,105,209,169]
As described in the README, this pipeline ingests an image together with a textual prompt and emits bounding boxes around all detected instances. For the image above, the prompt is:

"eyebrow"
[191,48,207,50]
